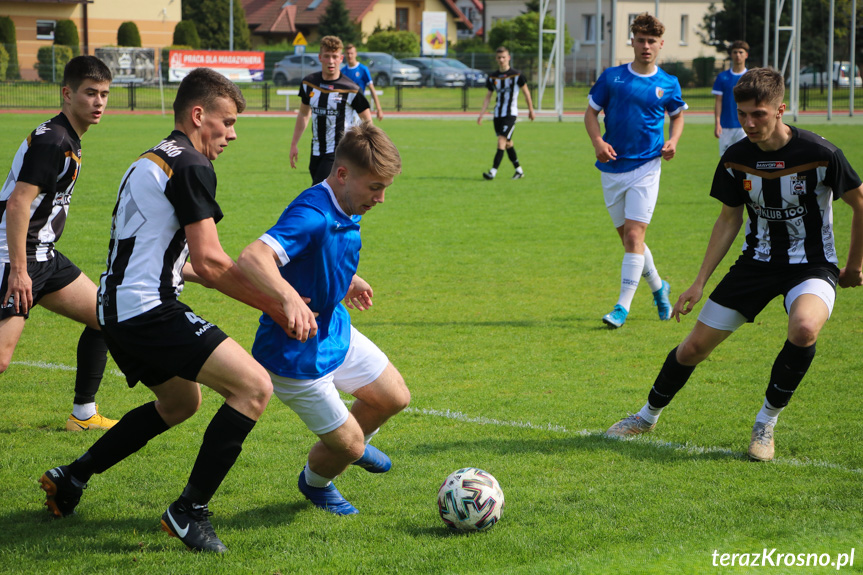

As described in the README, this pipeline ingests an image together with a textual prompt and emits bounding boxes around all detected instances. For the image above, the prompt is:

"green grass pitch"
[1,111,863,574]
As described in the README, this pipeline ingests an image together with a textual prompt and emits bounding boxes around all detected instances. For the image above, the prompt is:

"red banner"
[168,50,265,83]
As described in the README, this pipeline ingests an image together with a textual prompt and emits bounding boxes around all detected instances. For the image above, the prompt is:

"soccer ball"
[437,467,505,532]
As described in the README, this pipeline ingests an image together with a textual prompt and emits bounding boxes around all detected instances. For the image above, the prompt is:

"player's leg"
[606,301,739,437]
[503,121,524,179]
[38,270,115,430]
[484,120,508,180]
[0,261,34,373]
[749,281,833,461]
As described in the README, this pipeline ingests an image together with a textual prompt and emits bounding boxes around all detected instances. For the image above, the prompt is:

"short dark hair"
[729,40,750,53]
[733,67,785,107]
[334,122,401,179]
[496,46,509,55]
[63,55,112,91]
[630,13,665,37]
[173,68,246,118]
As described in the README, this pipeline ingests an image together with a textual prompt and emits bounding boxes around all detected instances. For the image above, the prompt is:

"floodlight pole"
[763,0,770,67]
[827,0,835,120]
[851,0,857,116]
[229,0,234,51]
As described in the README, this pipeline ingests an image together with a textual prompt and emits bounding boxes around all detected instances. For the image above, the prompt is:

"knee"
[0,357,10,374]
[159,396,201,426]
[245,374,273,417]
[788,322,820,347]
[387,375,411,415]
[676,339,710,366]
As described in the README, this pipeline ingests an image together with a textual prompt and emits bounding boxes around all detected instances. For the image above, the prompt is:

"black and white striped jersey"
[0,113,82,262]
[298,72,370,157]
[711,126,862,266]
[486,69,527,118]
[98,130,223,324]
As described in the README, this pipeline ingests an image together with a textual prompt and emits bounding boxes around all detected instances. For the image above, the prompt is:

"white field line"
[15,360,863,476]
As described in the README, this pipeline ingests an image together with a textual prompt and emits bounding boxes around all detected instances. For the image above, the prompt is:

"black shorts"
[100,300,229,388]
[493,116,517,140]
[309,154,334,185]
[709,260,839,322]
[0,251,82,320]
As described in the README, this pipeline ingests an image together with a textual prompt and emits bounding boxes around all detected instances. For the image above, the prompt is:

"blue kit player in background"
[238,122,410,515]
[713,40,749,156]
[584,12,686,329]
[341,43,384,124]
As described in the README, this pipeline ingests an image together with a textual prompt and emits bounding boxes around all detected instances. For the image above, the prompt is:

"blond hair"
[334,122,401,179]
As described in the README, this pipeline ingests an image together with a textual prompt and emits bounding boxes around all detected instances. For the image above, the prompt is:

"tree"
[183,0,251,50]
[118,21,142,47]
[488,12,572,57]
[0,44,8,81]
[36,45,73,82]
[0,16,19,79]
[366,31,420,55]
[318,0,362,46]
[55,20,80,56]
[173,20,201,49]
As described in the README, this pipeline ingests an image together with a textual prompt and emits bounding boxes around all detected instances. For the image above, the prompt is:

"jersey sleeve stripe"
[141,152,175,179]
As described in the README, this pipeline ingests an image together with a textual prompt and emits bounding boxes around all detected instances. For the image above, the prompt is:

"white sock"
[641,245,663,293]
[489,167,497,176]
[637,403,662,424]
[617,253,644,310]
[515,166,524,174]
[364,428,379,445]
[303,462,333,488]
[72,402,96,420]
[755,400,783,425]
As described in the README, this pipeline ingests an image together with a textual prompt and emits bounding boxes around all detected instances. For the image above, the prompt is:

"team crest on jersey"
[34,122,51,136]
[743,179,752,191]
[309,89,315,98]
[655,87,664,98]
[756,161,785,169]
[322,84,334,90]
[790,175,806,195]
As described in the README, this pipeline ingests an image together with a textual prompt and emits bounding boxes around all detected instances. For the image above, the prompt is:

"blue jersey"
[588,63,687,173]
[341,63,373,94]
[251,181,362,379]
[712,68,747,129]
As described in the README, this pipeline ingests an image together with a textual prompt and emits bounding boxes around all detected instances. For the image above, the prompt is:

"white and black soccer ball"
[437,467,504,532]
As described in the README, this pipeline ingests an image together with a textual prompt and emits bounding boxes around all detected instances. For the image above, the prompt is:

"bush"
[173,21,200,49]
[692,56,716,87]
[454,36,492,54]
[366,31,419,56]
[36,45,73,82]
[661,61,694,88]
[0,16,19,79]
[0,44,8,81]
[55,19,80,56]
[118,21,142,47]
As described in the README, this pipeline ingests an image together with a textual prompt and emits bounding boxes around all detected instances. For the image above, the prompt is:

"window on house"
[680,14,689,44]
[582,14,595,44]
[36,20,56,41]
[626,14,639,45]
[396,8,409,31]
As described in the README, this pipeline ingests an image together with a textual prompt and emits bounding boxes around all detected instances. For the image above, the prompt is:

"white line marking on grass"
[14,360,863,475]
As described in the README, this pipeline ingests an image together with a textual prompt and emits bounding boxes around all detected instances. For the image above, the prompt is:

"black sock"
[74,327,108,405]
[69,401,169,483]
[647,347,696,408]
[184,404,256,505]
[492,149,504,169]
[765,340,816,408]
[506,147,520,168]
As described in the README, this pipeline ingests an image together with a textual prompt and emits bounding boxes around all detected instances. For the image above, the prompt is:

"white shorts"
[601,157,661,228]
[269,326,389,435]
[697,278,835,332]
[719,127,746,156]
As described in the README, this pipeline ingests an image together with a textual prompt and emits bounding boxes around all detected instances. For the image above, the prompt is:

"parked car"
[437,57,487,87]
[792,61,862,88]
[272,54,320,85]
[401,57,466,87]
[356,52,421,87]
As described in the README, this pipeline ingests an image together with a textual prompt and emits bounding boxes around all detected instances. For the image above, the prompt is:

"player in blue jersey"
[584,12,686,329]
[238,122,410,515]
[713,40,749,156]
[342,44,384,123]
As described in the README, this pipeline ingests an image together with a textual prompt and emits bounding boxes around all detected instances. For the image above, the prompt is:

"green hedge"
[36,45,73,82]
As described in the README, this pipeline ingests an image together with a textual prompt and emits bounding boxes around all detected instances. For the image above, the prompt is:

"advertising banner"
[94,47,157,85]
[168,50,265,82]
[421,12,448,56]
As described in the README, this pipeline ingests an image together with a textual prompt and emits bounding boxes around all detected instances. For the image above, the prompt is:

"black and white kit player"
[0,55,116,431]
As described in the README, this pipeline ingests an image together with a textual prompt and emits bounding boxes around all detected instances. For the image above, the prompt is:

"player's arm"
[367,82,384,121]
[584,106,616,163]
[290,102,312,169]
[344,274,373,311]
[520,83,535,121]
[237,239,318,341]
[3,182,41,314]
[184,218,311,340]
[662,111,684,161]
[358,108,373,123]
[673,202,744,321]
[839,184,863,288]
[477,91,493,125]
[713,94,723,138]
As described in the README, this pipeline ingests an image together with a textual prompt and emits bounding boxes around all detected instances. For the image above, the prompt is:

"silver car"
[356,52,421,87]
[793,61,862,88]
[401,57,466,87]
[272,54,320,85]
[438,57,487,87]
